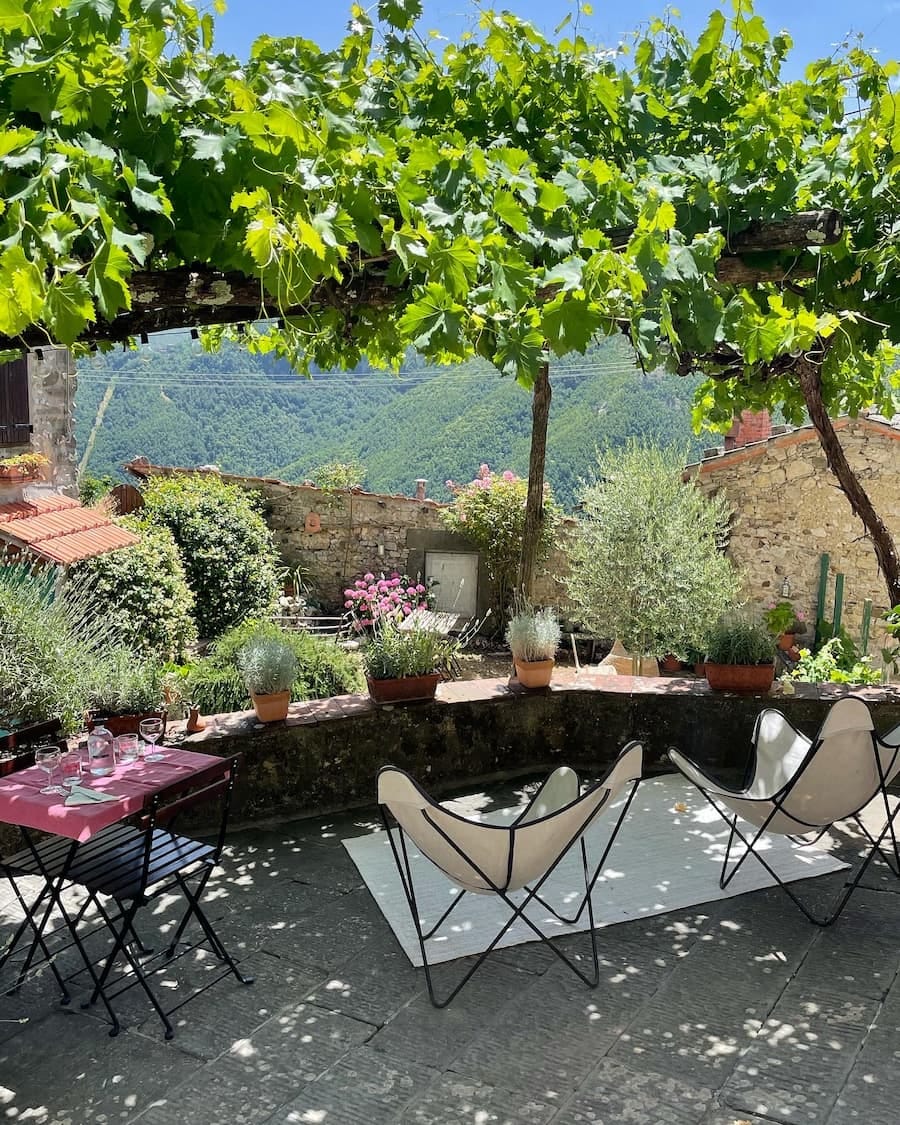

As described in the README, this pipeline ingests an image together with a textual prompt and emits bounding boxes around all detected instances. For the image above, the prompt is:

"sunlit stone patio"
[1,775,898,1125]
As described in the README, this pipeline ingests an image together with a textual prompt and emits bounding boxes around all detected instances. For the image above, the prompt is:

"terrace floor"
[1,775,898,1125]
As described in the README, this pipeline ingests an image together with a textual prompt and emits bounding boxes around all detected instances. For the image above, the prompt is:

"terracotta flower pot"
[514,658,555,689]
[0,468,31,483]
[251,690,291,722]
[704,663,775,693]
[660,654,682,674]
[777,632,796,652]
[366,673,441,704]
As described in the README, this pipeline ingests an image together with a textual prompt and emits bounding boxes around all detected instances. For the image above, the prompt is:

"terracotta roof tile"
[0,493,139,563]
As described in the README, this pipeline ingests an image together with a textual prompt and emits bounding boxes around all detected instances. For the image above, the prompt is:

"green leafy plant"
[506,604,561,663]
[363,616,457,680]
[882,605,900,678]
[141,474,280,639]
[0,566,103,734]
[78,474,116,507]
[790,637,882,685]
[567,442,740,659]
[88,648,165,715]
[442,465,559,624]
[310,460,365,491]
[705,614,774,667]
[185,619,364,713]
[237,635,298,696]
[68,517,197,660]
[763,600,804,636]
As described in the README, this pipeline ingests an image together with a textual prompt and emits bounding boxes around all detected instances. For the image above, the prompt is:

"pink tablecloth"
[0,749,227,842]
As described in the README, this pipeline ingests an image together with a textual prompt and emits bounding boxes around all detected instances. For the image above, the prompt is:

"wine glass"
[35,745,64,796]
[139,718,164,762]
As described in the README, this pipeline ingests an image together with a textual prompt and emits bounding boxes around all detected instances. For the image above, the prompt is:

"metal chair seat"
[71,828,216,901]
[1,823,139,880]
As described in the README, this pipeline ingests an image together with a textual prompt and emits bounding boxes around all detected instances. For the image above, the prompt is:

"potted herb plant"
[704,614,776,693]
[363,615,454,704]
[237,634,298,722]
[86,649,167,735]
[506,603,562,689]
[764,599,805,651]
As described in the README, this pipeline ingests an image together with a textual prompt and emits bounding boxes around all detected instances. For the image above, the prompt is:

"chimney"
[724,409,772,451]
[414,479,427,501]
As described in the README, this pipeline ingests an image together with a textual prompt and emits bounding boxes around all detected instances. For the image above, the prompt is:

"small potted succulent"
[704,613,776,693]
[363,614,455,704]
[237,635,298,722]
[0,452,50,483]
[506,603,562,689]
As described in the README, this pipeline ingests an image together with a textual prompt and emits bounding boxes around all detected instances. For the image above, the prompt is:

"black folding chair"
[71,754,253,1038]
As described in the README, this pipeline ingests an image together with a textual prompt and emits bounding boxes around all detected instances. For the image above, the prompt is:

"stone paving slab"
[1,787,900,1125]
[262,1045,437,1125]
[551,1057,715,1124]
[722,982,880,1125]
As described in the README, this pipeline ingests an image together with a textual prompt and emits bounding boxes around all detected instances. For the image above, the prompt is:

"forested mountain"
[74,337,709,510]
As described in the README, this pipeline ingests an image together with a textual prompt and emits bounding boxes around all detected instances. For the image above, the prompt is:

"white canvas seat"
[669,698,900,926]
[377,742,643,1006]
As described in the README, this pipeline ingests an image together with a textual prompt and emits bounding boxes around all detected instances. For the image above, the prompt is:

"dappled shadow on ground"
[0,778,898,1124]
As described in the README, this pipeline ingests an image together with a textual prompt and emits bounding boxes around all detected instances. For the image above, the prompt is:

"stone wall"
[3,349,77,495]
[128,462,571,614]
[686,419,900,654]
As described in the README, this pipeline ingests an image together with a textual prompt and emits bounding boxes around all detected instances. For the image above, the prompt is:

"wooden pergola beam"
[1,210,843,351]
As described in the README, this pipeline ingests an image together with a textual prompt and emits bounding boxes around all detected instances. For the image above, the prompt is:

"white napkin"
[64,785,121,806]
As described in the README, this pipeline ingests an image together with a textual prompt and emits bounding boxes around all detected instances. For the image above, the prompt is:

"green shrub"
[184,619,364,714]
[566,442,740,659]
[0,566,132,734]
[310,460,365,490]
[142,474,281,639]
[78,474,115,507]
[68,517,197,660]
[790,637,882,685]
[705,614,774,666]
[87,647,166,715]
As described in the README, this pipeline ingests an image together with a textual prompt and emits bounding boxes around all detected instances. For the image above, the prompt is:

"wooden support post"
[833,573,845,634]
[861,599,873,656]
[816,553,830,645]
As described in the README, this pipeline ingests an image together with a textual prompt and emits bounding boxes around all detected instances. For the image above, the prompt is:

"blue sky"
[211,1,900,68]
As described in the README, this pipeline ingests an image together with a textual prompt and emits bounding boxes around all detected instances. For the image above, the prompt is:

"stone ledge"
[181,676,900,826]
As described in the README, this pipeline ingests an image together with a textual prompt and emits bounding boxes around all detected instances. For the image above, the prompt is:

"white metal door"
[425,551,479,616]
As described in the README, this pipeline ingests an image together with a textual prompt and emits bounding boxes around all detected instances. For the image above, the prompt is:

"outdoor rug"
[344,774,849,966]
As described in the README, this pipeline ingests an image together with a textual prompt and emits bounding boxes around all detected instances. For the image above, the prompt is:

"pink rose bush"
[344,571,434,628]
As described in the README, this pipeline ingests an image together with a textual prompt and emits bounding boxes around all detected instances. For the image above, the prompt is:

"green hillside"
[74,339,709,510]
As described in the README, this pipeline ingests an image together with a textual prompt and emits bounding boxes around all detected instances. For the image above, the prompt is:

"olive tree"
[566,443,740,660]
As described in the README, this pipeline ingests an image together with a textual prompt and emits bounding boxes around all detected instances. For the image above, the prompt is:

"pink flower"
[360,618,373,627]
[364,572,375,582]
[355,579,366,589]
[344,599,353,608]
[402,604,412,614]
[416,583,425,593]
[344,588,354,598]
[391,577,401,587]
[502,470,515,481]
[406,586,417,596]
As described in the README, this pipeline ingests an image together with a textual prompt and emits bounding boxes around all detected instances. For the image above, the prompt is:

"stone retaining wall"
[181,675,900,827]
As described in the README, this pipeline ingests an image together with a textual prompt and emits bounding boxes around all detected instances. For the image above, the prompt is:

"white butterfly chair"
[669,698,900,926]
[377,742,643,1007]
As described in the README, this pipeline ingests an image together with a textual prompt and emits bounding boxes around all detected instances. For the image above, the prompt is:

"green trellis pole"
[861,599,873,656]
[833,573,845,634]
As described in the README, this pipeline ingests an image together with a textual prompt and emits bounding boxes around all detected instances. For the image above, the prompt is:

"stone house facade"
[0,348,77,494]
[685,411,900,655]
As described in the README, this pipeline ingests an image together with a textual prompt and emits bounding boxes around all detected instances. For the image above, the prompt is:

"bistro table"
[0,747,229,1028]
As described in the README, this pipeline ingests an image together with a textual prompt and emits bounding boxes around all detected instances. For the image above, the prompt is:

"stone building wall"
[126,461,571,614]
[3,349,77,495]
[685,418,900,655]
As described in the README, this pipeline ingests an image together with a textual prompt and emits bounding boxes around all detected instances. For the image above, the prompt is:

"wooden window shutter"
[0,358,31,446]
